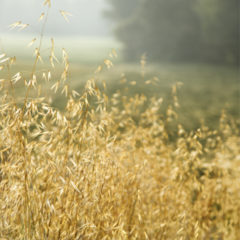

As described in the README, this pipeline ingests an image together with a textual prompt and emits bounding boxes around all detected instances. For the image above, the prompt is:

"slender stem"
[20,6,50,239]
[23,6,50,108]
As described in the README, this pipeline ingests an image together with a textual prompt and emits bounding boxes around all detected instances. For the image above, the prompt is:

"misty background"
[0,0,238,129]
[0,0,239,65]
[0,0,110,36]
[0,0,119,63]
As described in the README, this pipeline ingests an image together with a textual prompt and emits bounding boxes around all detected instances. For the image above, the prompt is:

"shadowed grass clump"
[0,1,239,239]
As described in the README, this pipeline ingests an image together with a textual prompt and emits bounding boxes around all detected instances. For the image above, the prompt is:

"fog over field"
[0,0,110,36]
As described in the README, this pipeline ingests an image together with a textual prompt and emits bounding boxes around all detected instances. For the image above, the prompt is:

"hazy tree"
[195,0,239,64]
[104,0,140,21]
[117,0,201,61]
[104,0,239,64]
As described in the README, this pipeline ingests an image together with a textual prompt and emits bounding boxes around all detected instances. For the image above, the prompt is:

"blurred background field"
[0,0,239,131]
[1,34,239,131]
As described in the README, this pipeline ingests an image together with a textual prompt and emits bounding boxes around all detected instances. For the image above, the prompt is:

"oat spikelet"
[60,10,72,22]
[104,59,113,69]
[27,38,37,47]
[39,13,45,21]
[9,21,22,29]
[43,0,51,7]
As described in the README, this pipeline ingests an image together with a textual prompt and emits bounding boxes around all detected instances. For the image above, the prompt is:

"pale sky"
[0,0,111,36]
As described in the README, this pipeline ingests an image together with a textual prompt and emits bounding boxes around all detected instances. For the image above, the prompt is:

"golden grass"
[0,2,239,239]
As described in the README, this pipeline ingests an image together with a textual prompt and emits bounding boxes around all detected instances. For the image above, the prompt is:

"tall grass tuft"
[0,1,239,239]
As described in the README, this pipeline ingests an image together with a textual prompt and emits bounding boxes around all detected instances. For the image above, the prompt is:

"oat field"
[0,1,239,239]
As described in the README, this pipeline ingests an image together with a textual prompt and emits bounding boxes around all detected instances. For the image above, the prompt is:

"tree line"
[104,0,239,64]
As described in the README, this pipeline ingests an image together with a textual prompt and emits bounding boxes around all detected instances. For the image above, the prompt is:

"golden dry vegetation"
[0,1,240,239]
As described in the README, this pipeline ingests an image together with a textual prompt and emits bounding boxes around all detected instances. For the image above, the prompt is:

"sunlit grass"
[0,2,239,239]
[3,53,237,130]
